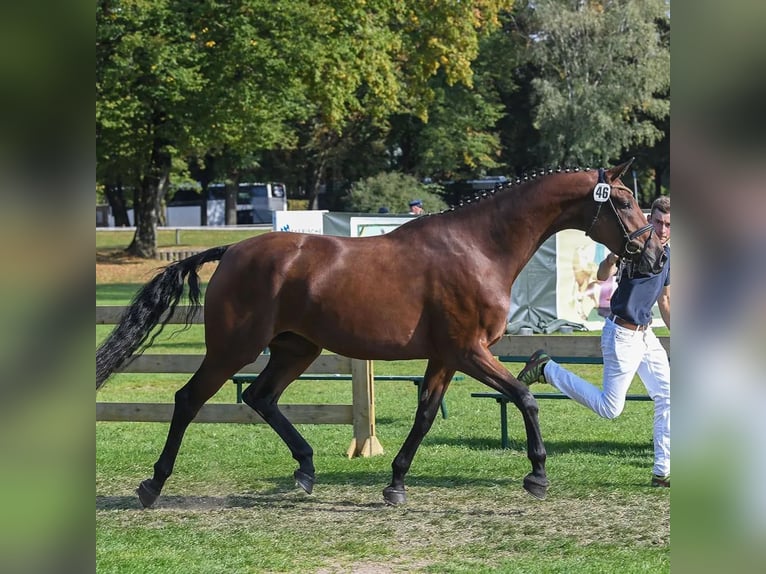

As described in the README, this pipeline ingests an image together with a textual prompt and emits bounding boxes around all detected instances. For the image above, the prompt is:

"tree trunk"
[126,141,171,258]
[200,183,209,226]
[127,178,159,258]
[104,179,130,227]
[305,152,329,210]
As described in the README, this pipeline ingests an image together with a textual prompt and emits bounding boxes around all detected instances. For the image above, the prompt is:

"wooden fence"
[97,306,669,457]
[96,306,382,458]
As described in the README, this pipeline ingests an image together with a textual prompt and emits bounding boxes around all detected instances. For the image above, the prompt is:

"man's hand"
[597,253,620,281]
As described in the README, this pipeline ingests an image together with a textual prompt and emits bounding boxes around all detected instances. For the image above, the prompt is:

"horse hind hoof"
[294,470,315,494]
[523,474,549,500]
[136,479,161,508]
[383,486,407,506]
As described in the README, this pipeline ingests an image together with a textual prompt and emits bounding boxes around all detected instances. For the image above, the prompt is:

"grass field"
[96,230,669,573]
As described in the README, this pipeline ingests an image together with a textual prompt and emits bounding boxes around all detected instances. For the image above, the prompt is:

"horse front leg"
[137,360,233,507]
[461,347,549,499]
[383,361,454,506]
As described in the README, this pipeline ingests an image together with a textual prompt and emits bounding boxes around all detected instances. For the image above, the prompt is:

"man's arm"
[658,285,670,329]
[597,253,620,281]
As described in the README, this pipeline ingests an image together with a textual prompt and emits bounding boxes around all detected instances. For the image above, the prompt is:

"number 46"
[593,183,611,203]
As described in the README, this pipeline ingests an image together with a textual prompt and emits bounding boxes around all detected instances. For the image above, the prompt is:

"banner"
[273,210,326,234]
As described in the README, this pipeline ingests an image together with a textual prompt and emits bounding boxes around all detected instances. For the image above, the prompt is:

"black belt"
[610,314,648,332]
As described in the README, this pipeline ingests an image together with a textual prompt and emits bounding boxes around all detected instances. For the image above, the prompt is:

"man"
[408,199,424,215]
[518,196,671,487]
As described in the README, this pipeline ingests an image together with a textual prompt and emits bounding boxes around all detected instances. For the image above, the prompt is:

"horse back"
[203,229,509,360]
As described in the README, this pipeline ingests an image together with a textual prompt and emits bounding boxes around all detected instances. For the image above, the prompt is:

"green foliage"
[341,172,447,214]
[96,0,671,249]
[524,0,671,166]
[96,1,513,254]
[415,76,504,179]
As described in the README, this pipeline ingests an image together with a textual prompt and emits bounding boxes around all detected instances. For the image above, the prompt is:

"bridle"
[585,168,654,260]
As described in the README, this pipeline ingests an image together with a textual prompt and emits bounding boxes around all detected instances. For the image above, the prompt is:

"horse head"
[584,159,666,275]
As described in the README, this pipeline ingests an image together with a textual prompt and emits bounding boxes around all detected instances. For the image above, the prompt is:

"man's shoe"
[517,350,551,386]
[651,474,670,488]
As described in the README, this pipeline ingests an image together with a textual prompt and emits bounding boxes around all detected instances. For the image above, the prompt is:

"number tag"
[593,183,611,202]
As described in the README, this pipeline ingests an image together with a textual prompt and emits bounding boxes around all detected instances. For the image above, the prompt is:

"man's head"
[649,196,671,246]
[409,199,423,215]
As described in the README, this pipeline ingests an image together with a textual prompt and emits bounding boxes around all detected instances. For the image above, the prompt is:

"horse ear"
[606,157,635,181]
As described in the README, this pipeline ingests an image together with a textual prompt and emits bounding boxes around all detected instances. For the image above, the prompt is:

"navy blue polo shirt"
[610,245,670,326]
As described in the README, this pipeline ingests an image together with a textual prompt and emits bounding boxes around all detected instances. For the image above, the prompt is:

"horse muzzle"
[635,241,666,275]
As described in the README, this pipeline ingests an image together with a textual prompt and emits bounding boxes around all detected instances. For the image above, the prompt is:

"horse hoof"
[383,486,407,506]
[294,470,315,494]
[136,479,160,508]
[523,474,549,500]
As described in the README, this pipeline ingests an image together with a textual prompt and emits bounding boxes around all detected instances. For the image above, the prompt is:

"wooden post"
[346,359,384,458]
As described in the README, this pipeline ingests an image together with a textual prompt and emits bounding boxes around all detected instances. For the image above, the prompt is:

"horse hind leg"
[459,346,549,500]
[383,360,455,506]
[240,333,321,494]
[137,359,236,508]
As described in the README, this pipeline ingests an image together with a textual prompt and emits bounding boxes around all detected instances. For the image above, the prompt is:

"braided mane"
[440,167,594,214]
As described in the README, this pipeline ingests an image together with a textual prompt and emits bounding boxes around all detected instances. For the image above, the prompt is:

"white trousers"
[544,318,671,477]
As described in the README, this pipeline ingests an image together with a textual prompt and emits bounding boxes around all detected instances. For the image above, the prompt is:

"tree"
[97,0,206,257]
[97,1,513,256]
[341,172,446,214]
[387,71,504,181]
[471,8,543,174]
[521,0,670,167]
[274,0,513,209]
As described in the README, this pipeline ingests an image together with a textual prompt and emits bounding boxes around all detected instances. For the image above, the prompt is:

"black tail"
[96,245,230,389]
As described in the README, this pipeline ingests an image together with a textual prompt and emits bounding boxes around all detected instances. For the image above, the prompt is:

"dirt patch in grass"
[96,249,219,284]
[97,486,668,572]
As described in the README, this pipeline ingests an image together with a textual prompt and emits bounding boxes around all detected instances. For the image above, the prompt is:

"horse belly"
[291,294,428,360]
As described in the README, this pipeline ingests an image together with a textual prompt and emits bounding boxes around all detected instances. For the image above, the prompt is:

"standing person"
[518,196,671,487]
[408,199,424,215]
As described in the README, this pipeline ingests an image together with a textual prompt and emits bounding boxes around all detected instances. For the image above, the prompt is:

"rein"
[585,168,654,260]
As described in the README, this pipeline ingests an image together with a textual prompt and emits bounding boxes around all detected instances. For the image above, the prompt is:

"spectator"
[408,199,424,215]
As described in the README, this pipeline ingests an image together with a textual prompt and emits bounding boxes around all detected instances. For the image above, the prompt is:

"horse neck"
[466,175,590,271]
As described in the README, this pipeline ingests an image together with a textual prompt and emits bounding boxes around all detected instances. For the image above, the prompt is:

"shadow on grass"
[96,470,525,512]
[96,489,528,516]
[425,434,652,458]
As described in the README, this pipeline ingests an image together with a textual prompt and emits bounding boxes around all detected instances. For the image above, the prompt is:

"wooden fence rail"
[96,306,382,458]
[97,306,669,458]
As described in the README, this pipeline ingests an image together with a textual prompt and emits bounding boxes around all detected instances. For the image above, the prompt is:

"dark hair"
[651,196,670,216]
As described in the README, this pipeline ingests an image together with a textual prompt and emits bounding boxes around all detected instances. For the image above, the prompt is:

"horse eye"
[620,200,632,209]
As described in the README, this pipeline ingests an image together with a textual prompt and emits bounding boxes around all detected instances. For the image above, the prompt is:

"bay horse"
[97,160,665,507]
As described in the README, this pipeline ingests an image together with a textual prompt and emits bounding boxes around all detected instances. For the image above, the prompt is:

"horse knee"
[519,393,539,416]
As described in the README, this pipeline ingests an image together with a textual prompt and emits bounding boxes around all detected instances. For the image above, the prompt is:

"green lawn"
[97,280,669,573]
[96,228,265,251]
[97,226,668,573]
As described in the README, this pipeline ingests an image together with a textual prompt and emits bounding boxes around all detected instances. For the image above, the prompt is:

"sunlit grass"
[97,274,668,573]
[96,228,266,251]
